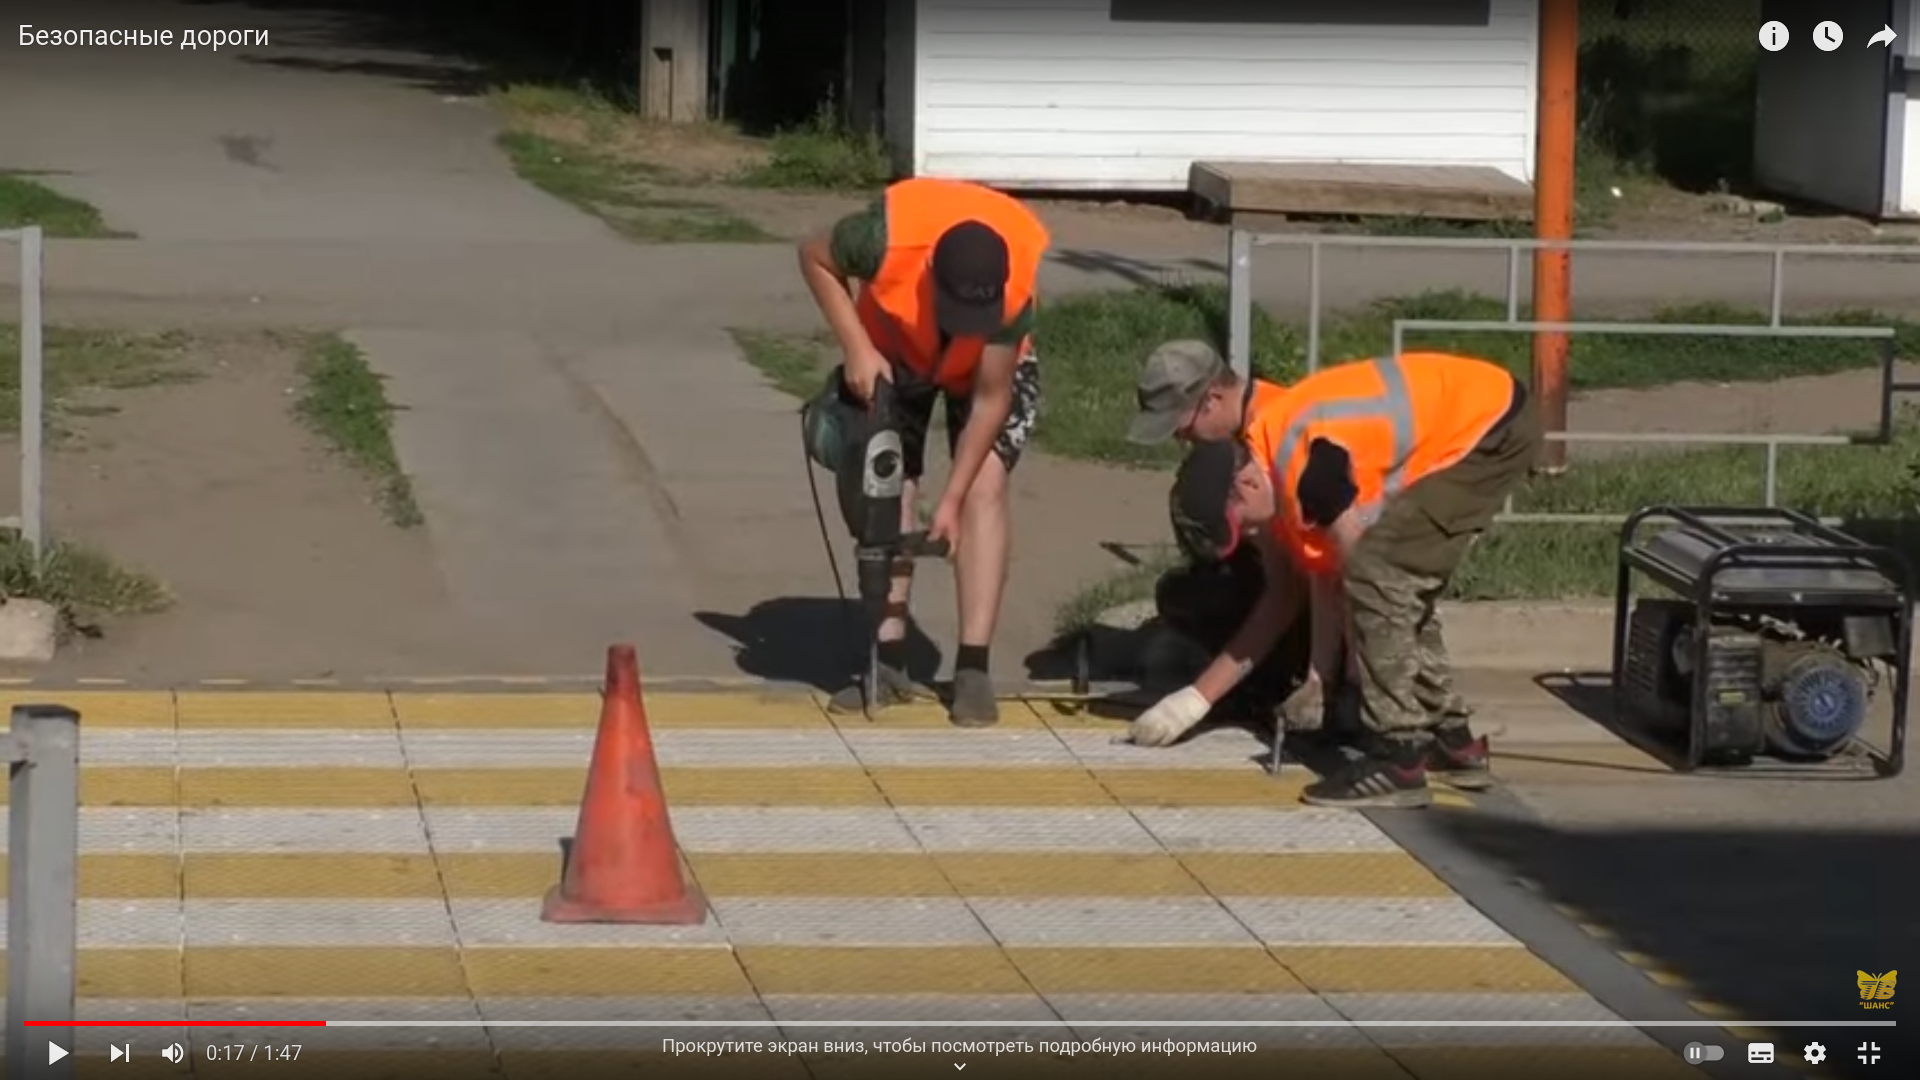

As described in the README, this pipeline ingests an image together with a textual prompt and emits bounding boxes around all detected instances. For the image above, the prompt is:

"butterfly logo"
[1859,970,1895,1009]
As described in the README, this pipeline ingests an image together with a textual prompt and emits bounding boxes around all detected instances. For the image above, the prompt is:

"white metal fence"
[0,224,44,554]
[1226,232,1918,524]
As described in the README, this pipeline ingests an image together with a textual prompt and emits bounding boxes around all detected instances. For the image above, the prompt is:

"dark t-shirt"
[829,199,1034,347]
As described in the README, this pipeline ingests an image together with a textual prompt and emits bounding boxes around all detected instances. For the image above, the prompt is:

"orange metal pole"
[1532,0,1578,472]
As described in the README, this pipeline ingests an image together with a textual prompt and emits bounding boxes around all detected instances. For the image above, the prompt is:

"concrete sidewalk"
[0,687,1712,1079]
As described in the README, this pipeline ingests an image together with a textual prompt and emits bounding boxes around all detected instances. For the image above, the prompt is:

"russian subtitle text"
[660,1038,1258,1056]
[19,26,270,50]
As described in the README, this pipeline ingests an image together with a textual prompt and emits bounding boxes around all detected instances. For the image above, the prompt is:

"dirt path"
[0,330,469,681]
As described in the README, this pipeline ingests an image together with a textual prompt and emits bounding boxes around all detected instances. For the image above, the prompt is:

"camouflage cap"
[1129,339,1227,445]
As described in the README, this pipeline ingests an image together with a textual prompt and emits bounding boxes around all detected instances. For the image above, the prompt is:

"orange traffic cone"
[541,644,707,924]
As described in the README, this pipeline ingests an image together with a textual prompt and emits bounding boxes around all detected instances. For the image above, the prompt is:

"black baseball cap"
[931,220,1010,338]
[1169,438,1250,562]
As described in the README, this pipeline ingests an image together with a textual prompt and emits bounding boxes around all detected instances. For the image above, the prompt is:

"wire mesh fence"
[1579,0,1762,192]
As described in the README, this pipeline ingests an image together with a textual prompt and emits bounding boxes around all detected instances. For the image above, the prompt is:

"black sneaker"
[946,669,1000,728]
[1301,750,1432,809]
[828,664,916,714]
[1427,726,1494,791]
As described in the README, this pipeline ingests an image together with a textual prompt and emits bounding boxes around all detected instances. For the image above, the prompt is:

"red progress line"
[24,1021,327,1027]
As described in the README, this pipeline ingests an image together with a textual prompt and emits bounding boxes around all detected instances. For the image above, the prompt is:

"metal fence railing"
[1,225,45,555]
[1225,231,1920,526]
[1389,319,1897,523]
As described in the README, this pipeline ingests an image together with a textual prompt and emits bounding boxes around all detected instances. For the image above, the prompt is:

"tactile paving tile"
[185,998,489,1053]
[1058,728,1269,769]
[966,898,1258,948]
[1218,897,1520,947]
[0,808,181,854]
[179,899,458,948]
[1323,992,1655,1047]
[76,729,178,766]
[175,692,395,728]
[398,729,596,768]
[27,704,1664,1069]
[708,898,993,947]
[1132,807,1402,853]
[447,898,730,948]
[896,808,1160,853]
[179,808,431,854]
[417,807,579,853]
[837,728,1081,767]
[672,807,922,853]
[63,899,186,948]
[177,729,406,768]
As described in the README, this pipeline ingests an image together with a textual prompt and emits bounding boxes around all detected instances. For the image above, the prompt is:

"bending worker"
[797,177,1050,728]
[1126,340,1320,722]
[1126,350,1540,808]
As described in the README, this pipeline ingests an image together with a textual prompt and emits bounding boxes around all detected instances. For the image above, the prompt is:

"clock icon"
[1758,21,1789,51]
[1814,21,1844,51]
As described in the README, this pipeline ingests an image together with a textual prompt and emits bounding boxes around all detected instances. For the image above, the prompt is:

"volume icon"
[161,1044,185,1063]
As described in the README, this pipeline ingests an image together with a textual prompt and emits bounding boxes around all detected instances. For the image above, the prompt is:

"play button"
[48,1043,69,1064]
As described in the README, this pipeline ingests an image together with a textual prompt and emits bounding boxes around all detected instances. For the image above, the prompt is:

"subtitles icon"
[1749,1043,1774,1063]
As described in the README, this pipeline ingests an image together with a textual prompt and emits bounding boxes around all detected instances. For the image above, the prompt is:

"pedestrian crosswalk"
[0,690,1699,1078]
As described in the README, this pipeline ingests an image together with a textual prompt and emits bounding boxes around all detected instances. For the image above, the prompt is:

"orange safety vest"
[1241,379,1290,472]
[854,178,1050,394]
[1267,352,1517,575]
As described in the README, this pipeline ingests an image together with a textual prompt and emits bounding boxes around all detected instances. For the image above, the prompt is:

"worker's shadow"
[694,599,943,693]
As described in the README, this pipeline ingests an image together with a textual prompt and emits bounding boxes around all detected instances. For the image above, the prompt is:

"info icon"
[1749,1043,1774,1063]
[1757,21,1789,51]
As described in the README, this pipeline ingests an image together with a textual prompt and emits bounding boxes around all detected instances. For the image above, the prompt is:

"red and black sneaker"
[1426,726,1494,791]
[1301,747,1431,809]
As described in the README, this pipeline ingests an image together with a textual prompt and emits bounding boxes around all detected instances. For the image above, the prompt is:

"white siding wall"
[910,0,1539,190]
[1898,0,1920,214]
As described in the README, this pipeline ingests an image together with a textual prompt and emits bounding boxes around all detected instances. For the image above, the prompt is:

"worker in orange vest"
[1129,352,1541,808]
[797,178,1050,728]
[1125,340,1322,724]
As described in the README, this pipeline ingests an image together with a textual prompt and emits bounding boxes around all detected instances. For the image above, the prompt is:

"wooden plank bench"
[1190,161,1534,223]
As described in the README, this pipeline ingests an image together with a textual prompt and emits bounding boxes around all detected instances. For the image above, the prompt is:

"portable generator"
[1611,506,1910,776]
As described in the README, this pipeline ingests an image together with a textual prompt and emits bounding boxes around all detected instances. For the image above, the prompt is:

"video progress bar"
[29,1020,1898,1029]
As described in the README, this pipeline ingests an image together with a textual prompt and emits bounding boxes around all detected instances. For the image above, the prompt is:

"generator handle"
[1621,504,1869,556]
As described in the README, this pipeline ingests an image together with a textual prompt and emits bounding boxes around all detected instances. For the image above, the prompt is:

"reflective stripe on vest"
[1270,355,1415,526]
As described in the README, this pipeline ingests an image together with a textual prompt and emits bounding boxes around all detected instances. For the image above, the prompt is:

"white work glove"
[1116,686,1211,747]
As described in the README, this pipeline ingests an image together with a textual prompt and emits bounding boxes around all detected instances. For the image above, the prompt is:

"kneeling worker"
[1126,341,1324,722]
[1133,351,1541,807]
[797,177,1050,727]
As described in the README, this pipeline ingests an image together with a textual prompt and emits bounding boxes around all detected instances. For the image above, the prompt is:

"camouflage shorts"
[895,352,1041,479]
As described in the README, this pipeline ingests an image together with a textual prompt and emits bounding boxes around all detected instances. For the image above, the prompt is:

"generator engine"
[1611,507,1910,776]
[1621,601,1874,763]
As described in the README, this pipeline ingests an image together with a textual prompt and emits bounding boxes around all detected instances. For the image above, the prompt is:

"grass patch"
[0,324,195,434]
[293,334,423,528]
[1054,547,1183,639]
[736,101,892,193]
[0,173,125,238]
[731,328,837,399]
[496,131,771,243]
[0,534,172,635]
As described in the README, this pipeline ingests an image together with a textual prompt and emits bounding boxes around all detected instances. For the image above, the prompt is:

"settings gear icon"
[1803,1042,1827,1064]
